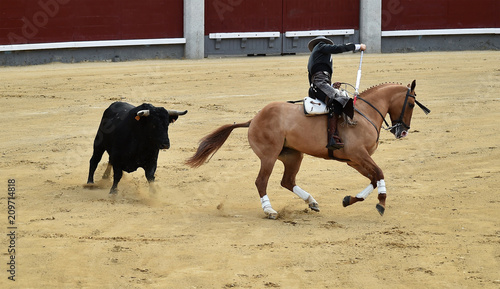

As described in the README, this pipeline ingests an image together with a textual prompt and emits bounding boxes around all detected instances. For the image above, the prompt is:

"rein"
[356,96,391,128]
[354,107,381,142]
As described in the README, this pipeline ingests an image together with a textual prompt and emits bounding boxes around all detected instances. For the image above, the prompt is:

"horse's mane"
[360,82,403,96]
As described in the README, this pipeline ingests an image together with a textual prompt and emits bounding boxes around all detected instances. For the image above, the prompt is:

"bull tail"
[185,120,252,168]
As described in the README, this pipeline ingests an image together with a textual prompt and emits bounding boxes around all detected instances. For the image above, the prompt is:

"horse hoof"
[342,196,351,207]
[376,204,385,216]
[264,207,278,220]
[309,202,320,212]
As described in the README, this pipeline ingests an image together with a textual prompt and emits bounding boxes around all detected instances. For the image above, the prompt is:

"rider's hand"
[359,44,367,51]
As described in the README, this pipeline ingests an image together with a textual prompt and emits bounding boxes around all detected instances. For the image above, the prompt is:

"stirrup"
[326,136,344,150]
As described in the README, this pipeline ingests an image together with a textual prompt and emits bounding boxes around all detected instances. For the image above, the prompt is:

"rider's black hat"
[308,36,334,52]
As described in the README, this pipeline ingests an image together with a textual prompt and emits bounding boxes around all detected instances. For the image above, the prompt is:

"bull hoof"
[342,196,351,207]
[376,204,385,216]
[83,183,97,189]
[309,202,320,212]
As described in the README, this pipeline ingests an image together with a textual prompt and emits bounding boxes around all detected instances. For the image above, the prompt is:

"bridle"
[355,88,431,139]
[386,88,431,132]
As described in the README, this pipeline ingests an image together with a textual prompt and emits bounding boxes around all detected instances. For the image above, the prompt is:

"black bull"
[86,102,187,193]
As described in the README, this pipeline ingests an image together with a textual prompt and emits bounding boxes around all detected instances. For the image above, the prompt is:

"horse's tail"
[185,120,252,168]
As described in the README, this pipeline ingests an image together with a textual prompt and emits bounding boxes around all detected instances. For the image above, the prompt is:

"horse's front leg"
[377,187,387,215]
[343,161,387,216]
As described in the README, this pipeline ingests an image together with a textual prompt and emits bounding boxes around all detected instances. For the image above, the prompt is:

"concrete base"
[204,32,361,57]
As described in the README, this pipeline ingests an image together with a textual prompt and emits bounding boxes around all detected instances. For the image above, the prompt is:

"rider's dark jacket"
[308,42,356,109]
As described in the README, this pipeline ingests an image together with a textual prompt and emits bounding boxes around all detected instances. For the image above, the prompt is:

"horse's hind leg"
[278,148,319,212]
[255,158,279,219]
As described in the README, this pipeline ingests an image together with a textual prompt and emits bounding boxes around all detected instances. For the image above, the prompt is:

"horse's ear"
[411,80,416,92]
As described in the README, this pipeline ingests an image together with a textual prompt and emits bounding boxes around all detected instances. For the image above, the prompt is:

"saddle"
[303,85,350,116]
[303,83,356,154]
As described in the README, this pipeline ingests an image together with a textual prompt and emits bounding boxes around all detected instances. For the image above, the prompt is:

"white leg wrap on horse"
[306,195,318,205]
[356,184,374,199]
[261,195,277,215]
[377,179,387,194]
[261,195,271,209]
[292,185,310,201]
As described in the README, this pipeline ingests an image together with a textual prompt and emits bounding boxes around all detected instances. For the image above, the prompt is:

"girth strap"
[328,148,351,162]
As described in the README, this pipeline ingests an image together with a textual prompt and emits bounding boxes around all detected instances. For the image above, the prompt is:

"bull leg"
[102,162,112,179]
[144,162,157,183]
[87,147,105,184]
[344,156,386,215]
[278,149,319,212]
[110,165,123,194]
[144,163,158,194]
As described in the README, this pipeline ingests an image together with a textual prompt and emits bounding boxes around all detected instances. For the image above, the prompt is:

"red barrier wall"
[205,0,282,33]
[0,0,183,45]
[382,0,500,30]
[3,1,497,47]
[205,0,359,34]
[283,0,359,31]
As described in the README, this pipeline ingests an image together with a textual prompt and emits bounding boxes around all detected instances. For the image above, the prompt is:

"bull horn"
[137,110,150,117]
[167,110,188,117]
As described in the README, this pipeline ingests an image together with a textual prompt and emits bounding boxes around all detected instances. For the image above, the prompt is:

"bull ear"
[411,80,416,92]
[167,110,188,123]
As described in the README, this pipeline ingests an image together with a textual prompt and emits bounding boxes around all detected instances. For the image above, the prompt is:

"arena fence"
[0,0,498,65]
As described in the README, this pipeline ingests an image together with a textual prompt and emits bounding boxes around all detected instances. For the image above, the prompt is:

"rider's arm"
[320,42,366,54]
[319,42,356,54]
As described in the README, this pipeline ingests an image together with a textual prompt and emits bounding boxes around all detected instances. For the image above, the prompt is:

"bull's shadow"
[84,102,187,194]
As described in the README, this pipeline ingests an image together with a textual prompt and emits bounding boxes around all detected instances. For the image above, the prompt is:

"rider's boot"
[344,98,354,119]
[326,113,344,150]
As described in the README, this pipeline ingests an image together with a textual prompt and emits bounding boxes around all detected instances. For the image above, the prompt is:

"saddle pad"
[303,96,329,116]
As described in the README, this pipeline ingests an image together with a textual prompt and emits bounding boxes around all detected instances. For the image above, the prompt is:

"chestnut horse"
[186,80,430,219]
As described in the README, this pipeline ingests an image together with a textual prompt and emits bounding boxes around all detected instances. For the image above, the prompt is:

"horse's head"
[388,80,430,138]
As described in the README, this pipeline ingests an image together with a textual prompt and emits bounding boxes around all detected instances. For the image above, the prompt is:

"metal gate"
[204,0,360,56]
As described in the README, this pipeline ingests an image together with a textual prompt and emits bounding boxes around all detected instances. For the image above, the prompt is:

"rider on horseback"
[307,36,366,150]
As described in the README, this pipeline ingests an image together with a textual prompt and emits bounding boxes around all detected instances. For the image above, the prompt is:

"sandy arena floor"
[1,51,499,288]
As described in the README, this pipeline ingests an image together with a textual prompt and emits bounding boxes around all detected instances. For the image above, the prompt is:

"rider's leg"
[326,101,344,150]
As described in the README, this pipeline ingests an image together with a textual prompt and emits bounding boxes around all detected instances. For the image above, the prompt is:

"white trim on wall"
[285,29,355,37]
[0,38,186,52]
[382,28,500,37]
[209,32,280,39]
